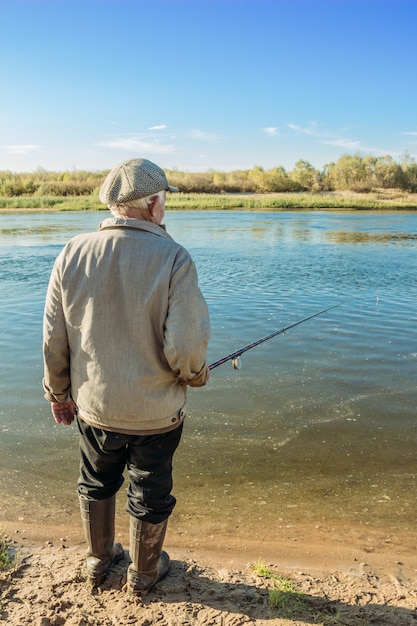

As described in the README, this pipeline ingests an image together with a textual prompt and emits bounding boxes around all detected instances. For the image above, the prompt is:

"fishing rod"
[208,301,345,371]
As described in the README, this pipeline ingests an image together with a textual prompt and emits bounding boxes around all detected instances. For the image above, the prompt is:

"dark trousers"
[76,417,183,524]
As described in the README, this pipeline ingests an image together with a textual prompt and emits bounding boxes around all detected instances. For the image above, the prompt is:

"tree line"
[1,152,417,197]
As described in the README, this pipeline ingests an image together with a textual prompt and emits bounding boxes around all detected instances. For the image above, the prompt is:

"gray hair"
[109,190,165,216]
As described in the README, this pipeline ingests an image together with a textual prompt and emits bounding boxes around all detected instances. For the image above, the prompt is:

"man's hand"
[51,400,77,426]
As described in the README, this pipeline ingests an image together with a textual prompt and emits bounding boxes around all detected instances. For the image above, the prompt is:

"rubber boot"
[127,517,170,595]
[79,494,124,586]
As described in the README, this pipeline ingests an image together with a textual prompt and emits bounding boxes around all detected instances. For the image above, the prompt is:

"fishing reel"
[232,357,241,370]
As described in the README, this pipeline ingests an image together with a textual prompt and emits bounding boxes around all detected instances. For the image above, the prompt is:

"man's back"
[43,216,210,432]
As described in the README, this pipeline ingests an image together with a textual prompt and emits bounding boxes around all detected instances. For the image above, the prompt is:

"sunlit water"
[0,210,416,539]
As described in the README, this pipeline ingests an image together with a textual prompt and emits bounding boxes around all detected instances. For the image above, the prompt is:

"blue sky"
[2,0,417,173]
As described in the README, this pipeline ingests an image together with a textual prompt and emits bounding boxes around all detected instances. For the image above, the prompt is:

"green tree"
[290,160,321,191]
[327,154,370,191]
[266,166,294,192]
[248,166,269,192]
[374,155,404,188]
[400,152,417,191]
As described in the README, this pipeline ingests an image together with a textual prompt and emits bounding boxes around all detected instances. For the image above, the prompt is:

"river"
[0,209,416,545]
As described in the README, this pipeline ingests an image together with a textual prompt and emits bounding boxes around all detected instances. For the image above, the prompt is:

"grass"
[0,190,417,211]
[0,533,13,571]
[0,532,16,619]
[0,195,102,211]
[250,561,353,625]
[166,191,417,211]
[251,561,307,614]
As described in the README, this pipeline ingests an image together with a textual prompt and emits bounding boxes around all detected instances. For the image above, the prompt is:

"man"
[43,157,211,594]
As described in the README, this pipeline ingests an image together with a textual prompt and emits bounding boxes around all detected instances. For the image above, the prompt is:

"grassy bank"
[0,190,417,212]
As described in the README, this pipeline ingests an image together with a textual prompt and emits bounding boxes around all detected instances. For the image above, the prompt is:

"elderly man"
[43,158,211,594]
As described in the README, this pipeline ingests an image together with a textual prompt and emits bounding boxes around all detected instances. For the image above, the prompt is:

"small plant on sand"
[0,532,16,619]
[0,532,14,571]
[251,561,306,614]
[251,561,355,625]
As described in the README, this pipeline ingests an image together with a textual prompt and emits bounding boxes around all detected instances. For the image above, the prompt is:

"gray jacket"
[43,217,211,434]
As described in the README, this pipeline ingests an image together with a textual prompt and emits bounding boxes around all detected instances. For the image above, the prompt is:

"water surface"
[0,210,416,539]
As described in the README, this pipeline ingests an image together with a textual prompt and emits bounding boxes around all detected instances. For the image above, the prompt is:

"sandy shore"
[1,518,417,625]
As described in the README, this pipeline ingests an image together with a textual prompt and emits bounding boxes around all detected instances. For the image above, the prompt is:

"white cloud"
[148,125,167,131]
[1,144,41,154]
[98,137,175,154]
[287,122,319,136]
[189,129,222,142]
[401,131,417,136]
[288,122,362,151]
[262,127,278,136]
[287,123,302,133]
[321,138,361,150]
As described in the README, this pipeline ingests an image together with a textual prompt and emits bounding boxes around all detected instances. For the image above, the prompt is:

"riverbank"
[1,190,417,212]
[1,518,417,625]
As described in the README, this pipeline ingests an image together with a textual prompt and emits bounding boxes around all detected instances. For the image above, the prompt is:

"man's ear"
[148,195,159,217]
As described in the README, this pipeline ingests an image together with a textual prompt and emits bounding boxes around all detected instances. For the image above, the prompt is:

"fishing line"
[208,301,346,371]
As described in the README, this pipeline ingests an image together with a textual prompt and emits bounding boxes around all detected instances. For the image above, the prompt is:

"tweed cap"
[99,158,179,205]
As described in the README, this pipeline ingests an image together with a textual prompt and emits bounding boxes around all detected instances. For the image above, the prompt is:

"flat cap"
[99,158,179,205]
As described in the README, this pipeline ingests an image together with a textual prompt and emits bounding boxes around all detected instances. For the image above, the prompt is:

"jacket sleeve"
[42,256,72,402]
[163,255,211,386]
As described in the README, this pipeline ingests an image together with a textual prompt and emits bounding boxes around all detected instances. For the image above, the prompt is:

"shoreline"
[2,517,417,625]
[3,515,417,580]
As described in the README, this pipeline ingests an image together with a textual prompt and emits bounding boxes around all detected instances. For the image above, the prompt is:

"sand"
[1,518,417,625]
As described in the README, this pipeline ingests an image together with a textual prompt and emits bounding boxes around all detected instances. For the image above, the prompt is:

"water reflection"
[326,230,417,245]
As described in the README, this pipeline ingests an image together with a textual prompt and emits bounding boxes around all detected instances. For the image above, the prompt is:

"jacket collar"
[99,217,171,239]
